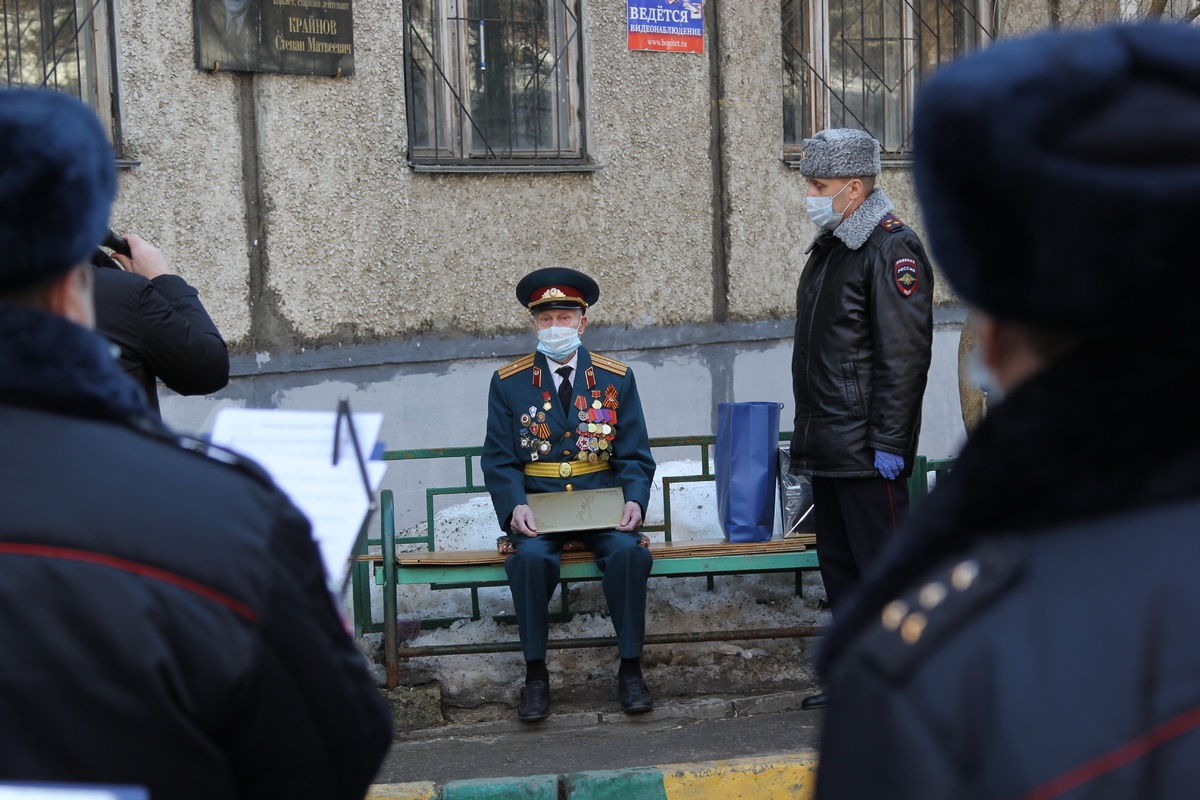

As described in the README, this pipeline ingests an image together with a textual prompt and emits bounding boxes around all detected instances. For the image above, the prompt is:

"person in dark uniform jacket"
[814,24,1200,799]
[482,266,656,722]
[790,128,935,708]
[93,233,229,420]
[0,88,391,799]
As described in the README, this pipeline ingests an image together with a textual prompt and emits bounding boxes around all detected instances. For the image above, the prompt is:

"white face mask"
[805,182,851,230]
[968,349,1005,405]
[536,324,582,362]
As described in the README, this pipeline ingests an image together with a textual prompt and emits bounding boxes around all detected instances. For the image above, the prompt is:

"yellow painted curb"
[366,782,439,800]
[659,753,819,800]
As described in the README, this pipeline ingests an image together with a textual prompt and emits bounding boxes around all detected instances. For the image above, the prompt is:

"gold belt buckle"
[558,462,573,478]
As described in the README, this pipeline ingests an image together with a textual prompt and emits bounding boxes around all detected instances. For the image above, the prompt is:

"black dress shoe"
[518,680,550,722]
[801,691,828,710]
[618,674,654,714]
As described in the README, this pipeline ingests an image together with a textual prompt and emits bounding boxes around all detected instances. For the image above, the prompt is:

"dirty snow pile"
[355,460,830,707]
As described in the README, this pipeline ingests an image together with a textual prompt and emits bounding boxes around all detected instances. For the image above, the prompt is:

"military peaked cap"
[516,266,600,311]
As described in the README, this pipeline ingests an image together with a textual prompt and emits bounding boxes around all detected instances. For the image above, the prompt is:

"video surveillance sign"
[628,0,704,54]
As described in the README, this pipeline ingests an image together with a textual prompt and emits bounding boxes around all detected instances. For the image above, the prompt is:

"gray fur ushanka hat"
[913,23,1200,340]
[798,128,881,179]
[0,88,116,293]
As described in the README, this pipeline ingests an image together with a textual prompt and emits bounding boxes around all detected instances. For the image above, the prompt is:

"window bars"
[783,0,989,154]
[405,0,586,166]
[1,0,119,146]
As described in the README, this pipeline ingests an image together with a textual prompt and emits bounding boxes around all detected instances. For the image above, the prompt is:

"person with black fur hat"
[0,88,391,797]
[482,266,656,722]
[789,128,935,709]
[813,23,1200,798]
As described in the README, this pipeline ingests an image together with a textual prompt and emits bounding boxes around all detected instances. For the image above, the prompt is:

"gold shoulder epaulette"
[590,353,629,377]
[498,353,535,380]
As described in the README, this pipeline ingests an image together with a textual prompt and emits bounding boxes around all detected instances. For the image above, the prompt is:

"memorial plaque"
[194,0,355,77]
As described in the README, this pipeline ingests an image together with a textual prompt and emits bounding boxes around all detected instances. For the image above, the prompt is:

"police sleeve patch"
[894,258,919,297]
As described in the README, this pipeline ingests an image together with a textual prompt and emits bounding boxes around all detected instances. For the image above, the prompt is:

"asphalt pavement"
[372,689,825,787]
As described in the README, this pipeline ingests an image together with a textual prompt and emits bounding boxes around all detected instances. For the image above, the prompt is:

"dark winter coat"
[790,189,934,479]
[0,302,391,799]
[92,265,229,418]
[814,342,1200,799]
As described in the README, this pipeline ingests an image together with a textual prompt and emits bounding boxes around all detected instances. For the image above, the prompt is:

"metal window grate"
[783,0,987,153]
[2,0,121,152]
[405,0,586,166]
[3,0,93,100]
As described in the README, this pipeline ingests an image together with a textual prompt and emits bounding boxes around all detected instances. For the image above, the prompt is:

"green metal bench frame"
[349,434,953,686]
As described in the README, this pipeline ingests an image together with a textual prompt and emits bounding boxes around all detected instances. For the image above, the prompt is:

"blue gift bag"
[715,401,782,543]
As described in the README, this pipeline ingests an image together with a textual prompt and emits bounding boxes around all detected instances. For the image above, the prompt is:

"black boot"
[801,691,828,710]
[518,680,550,722]
[518,659,550,722]
[618,658,653,714]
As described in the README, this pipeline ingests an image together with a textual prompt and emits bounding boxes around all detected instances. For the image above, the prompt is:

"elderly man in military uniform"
[482,267,656,722]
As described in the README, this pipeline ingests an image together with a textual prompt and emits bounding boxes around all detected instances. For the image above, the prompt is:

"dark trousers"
[812,476,909,612]
[505,529,652,661]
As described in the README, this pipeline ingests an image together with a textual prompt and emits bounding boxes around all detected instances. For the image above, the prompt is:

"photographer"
[93,233,229,418]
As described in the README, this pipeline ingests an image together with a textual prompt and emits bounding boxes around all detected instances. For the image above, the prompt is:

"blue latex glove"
[874,450,904,481]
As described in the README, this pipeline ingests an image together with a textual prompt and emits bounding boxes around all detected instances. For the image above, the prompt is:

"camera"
[91,229,131,270]
[102,229,131,258]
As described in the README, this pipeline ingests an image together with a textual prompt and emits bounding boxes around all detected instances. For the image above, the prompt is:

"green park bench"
[349,434,954,687]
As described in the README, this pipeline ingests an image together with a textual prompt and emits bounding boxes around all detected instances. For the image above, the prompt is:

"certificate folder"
[526,487,625,534]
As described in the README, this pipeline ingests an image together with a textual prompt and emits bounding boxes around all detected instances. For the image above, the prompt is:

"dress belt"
[523,460,611,479]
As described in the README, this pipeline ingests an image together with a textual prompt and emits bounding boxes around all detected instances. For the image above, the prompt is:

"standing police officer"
[482,267,656,722]
[814,23,1200,798]
[790,128,935,708]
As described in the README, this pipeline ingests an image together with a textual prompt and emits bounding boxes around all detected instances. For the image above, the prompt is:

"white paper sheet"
[210,408,388,588]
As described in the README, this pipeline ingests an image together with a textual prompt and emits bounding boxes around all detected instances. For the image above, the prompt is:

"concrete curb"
[393,690,815,741]
[367,752,819,800]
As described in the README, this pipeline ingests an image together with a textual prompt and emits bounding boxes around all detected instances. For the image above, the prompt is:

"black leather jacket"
[790,203,934,479]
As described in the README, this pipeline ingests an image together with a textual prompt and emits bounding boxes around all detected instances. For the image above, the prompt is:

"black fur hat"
[0,88,116,293]
[913,24,1200,339]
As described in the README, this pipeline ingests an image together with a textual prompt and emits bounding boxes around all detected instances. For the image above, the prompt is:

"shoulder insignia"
[878,212,905,232]
[498,353,535,380]
[590,353,629,377]
[894,258,920,298]
[852,538,1024,682]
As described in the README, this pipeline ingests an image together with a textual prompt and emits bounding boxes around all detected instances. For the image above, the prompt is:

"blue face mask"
[536,324,582,362]
[805,182,851,230]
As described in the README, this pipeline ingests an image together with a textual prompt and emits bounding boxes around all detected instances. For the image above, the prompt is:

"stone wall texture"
[107,0,1024,356]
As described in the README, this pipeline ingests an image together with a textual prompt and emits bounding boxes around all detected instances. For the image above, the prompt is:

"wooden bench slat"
[386,536,816,567]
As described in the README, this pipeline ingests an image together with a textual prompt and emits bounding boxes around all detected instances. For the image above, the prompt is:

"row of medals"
[519,397,617,462]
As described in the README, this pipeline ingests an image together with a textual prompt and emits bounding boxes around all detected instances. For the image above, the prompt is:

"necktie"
[556,366,573,415]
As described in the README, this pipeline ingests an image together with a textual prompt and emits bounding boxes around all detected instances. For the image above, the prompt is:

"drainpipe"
[707,0,730,324]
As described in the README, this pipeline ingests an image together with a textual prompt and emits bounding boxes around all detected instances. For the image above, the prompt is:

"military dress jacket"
[481,347,655,532]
